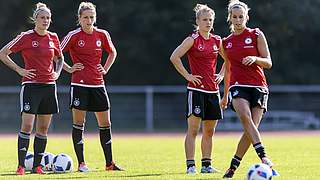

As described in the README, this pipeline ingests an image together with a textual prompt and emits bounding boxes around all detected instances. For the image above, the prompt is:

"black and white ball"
[52,153,73,173]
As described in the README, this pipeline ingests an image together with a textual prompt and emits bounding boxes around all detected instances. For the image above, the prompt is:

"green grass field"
[0,131,319,179]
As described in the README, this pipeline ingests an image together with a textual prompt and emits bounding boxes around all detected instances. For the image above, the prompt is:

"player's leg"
[92,87,123,171]
[69,85,89,172]
[72,108,88,172]
[185,115,201,174]
[32,114,52,174]
[223,107,263,178]
[95,110,123,171]
[16,113,35,175]
[200,120,219,173]
[200,92,222,173]
[17,84,37,175]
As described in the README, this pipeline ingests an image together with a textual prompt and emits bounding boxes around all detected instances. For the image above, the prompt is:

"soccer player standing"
[170,4,226,174]
[220,0,278,178]
[60,2,122,172]
[0,2,64,175]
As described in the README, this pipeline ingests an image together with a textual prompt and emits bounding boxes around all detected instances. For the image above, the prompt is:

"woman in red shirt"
[61,2,122,172]
[220,0,278,178]
[170,4,226,174]
[0,2,63,175]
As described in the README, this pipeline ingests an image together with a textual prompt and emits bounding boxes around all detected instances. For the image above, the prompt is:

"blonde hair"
[193,4,215,31]
[227,0,250,32]
[31,2,51,23]
[77,2,96,25]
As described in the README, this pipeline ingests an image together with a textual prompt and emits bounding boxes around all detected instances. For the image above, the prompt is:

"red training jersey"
[186,32,221,93]
[222,28,268,88]
[6,29,62,84]
[61,27,115,87]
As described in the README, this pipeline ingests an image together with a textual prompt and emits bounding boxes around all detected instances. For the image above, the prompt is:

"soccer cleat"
[223,168,235,178]
[261,157,280,176]
[78,162,90,172]
[32,166,46,174]
[261,157,274,167]
[200,165,220,173]
[16,165,25,175]
[186,166,197,174]
[106,162,124,171]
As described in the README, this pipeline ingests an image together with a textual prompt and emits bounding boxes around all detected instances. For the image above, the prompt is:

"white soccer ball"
[24,152,34,171]
[247,163,273,180]
[41,152,55,171]
[52,153,73,173]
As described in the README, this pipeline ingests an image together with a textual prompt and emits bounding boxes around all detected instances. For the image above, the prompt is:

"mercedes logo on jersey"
[78,40,85,47]
[226,42,232,49]
[32,41,39,48]
[198,44,204,51]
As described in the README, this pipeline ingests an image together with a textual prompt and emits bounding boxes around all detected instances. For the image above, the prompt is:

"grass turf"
[0,131,319,179]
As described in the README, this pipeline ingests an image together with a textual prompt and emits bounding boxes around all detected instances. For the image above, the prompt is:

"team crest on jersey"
[226,42,232,49]
[96,40,102,47]
[73,98,80,106]
[49,41,55,48]
[24,103,30,111]
[244,37,252,44]
[32,41,39,48]
[78,40,85,47]
[194,106,201,114]
[213,44,218,51]
[198,44,204,51]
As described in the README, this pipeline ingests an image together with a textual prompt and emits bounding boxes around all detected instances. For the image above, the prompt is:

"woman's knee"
[21,123,33,133]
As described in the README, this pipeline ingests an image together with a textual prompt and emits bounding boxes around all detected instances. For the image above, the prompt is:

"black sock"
[201,158,211,167]
[186,160,195,168]
[72,124,85,164]
[229,155,242,170]
[99,126,113,166]
[18,132,31,167]
[253,142,266,159]
[33,134,47,168]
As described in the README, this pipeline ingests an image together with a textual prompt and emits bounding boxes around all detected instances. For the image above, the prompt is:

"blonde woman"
[0,2,63,175]
[220,0,279,178]
[61,2,122,172]
[170,4,226,174]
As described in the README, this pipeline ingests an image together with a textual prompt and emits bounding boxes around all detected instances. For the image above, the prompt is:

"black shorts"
[70,85,110,112]
[186,90,222,120]
[229,86,269,112]
[20,83,59,114]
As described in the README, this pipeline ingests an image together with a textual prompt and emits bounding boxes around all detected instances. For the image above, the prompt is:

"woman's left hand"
[242,56,257,66]
[97,64,107,75]
[214,74,224,84]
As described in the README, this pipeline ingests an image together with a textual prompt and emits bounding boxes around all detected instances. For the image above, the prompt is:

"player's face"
[35,11,51,31]
[196,12,214,33]
[230,7,248,31]
[79,9,96,32]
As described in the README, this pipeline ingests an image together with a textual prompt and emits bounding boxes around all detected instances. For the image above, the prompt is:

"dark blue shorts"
[70,85,110,112]
[186,89,222,120]
[20,83,58,114]
[229,86,269,112]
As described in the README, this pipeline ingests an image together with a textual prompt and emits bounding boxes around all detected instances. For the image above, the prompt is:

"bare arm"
[219,45,231,109]
[242,31,272,69]
[53,55,64,79]
[170,37,202,86]
[102,48,117,75]
[0,46,36,79]
[63,60,84,74]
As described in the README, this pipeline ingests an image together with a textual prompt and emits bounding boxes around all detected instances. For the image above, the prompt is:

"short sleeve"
[6,32,28,53]
[102,30,115,53]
